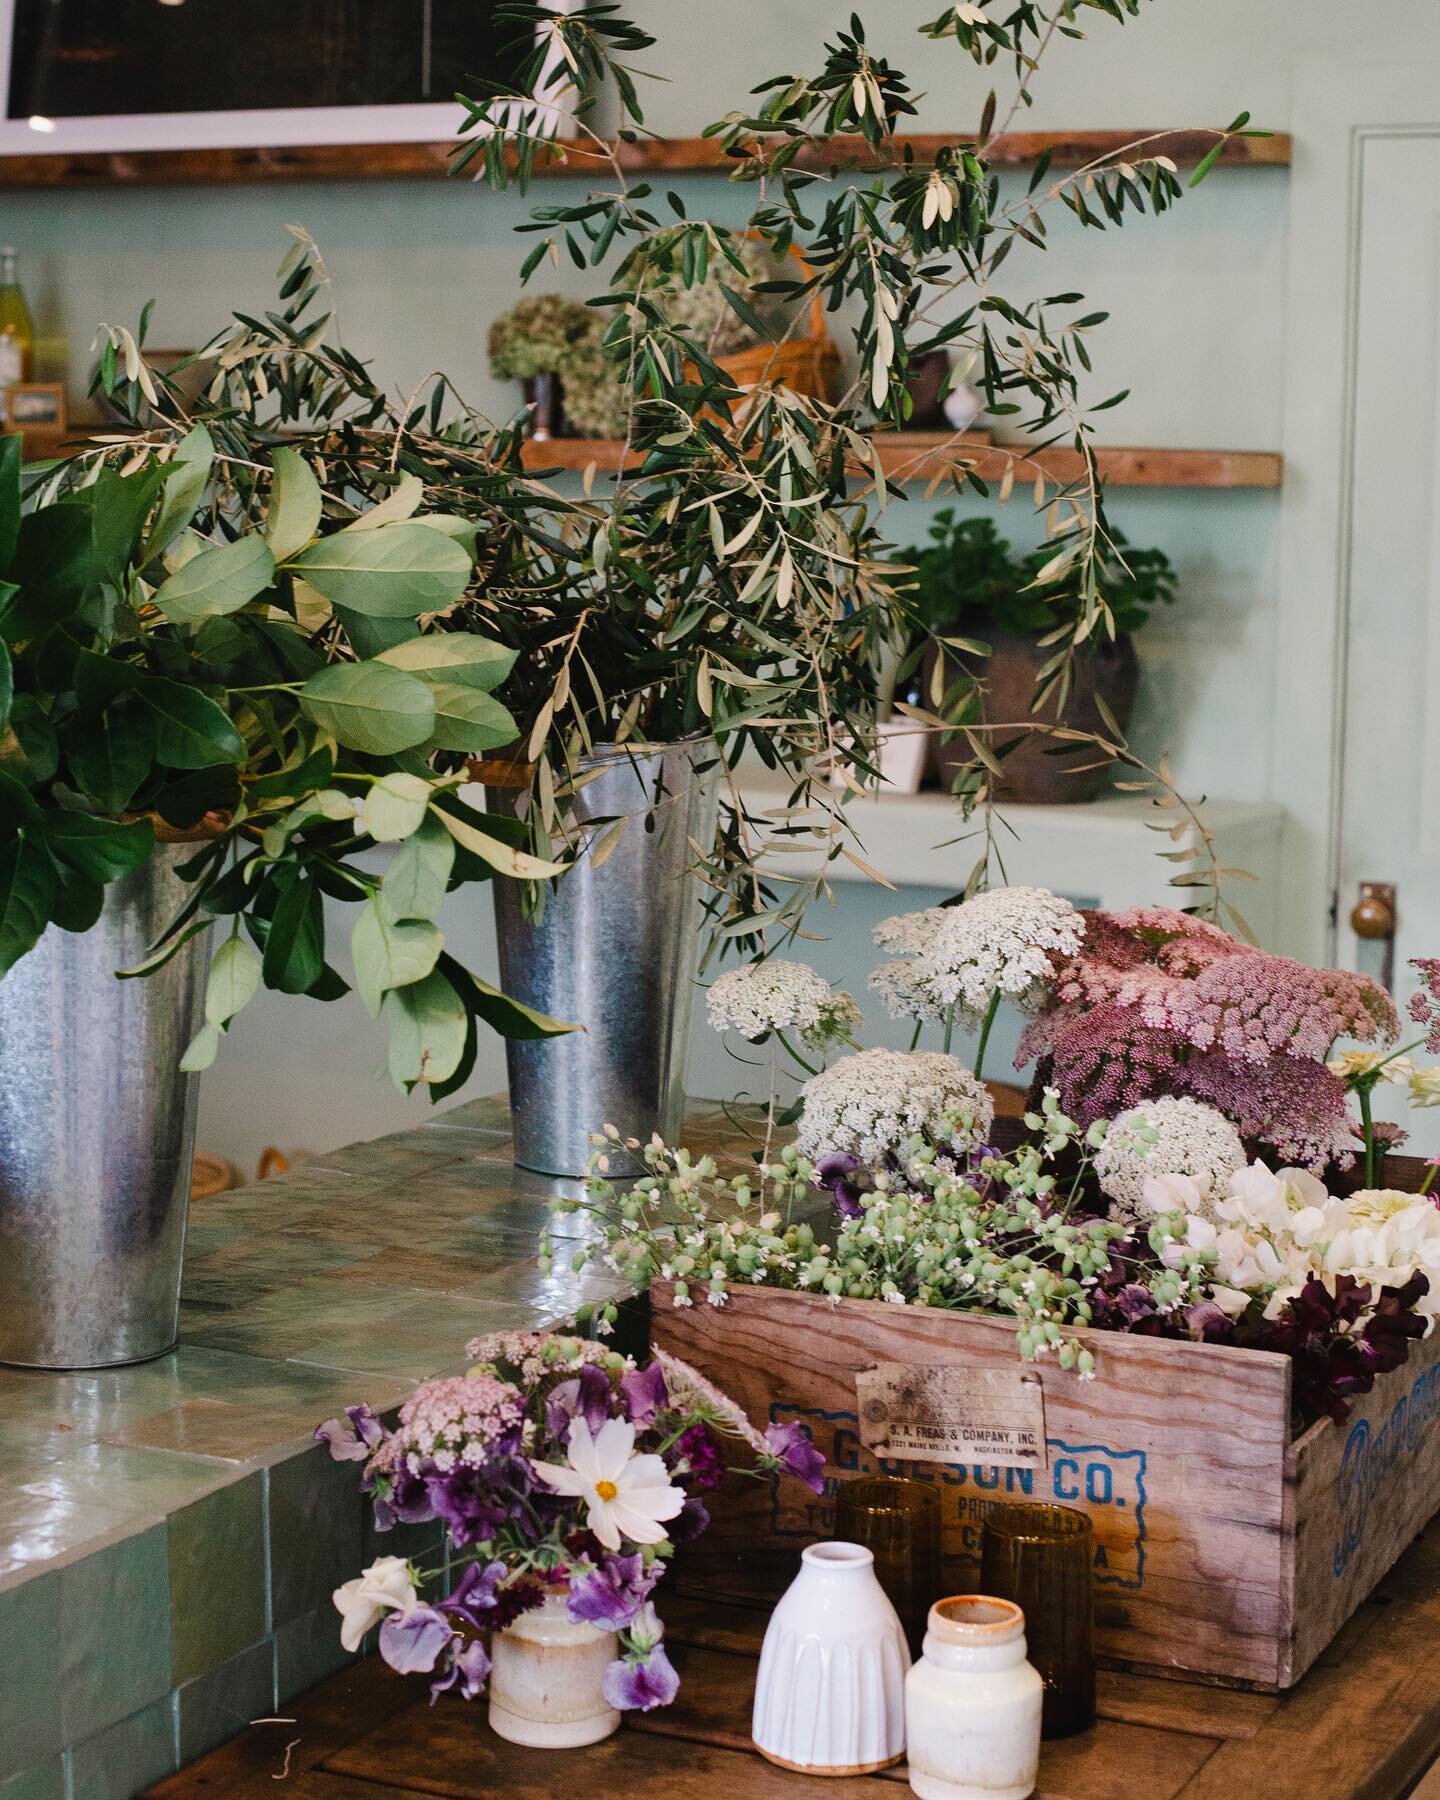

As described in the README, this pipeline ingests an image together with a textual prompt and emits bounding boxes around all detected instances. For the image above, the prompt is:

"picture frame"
[4,381,65,429]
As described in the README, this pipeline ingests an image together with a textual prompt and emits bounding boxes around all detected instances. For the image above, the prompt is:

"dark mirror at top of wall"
[7,0,522,118]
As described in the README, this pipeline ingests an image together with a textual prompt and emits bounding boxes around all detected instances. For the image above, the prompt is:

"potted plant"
[487,292,595,438]
[902,512,1177,803]
[86,0,1255,1176]
[0,417,569,1369]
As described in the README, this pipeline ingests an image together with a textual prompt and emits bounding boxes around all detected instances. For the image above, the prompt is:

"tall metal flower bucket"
[0,843,213,1368]
[492,739,721,1177]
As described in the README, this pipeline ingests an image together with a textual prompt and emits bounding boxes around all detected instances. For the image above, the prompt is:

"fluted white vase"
[752,1541,910,1775]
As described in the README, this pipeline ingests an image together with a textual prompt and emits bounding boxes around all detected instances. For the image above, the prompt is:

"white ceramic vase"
[752,1541,910,1775]
[905,1596,1044,1800]
[487,1590,621,1749]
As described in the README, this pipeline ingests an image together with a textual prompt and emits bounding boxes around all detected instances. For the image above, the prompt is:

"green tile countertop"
[0,1095,720,1799]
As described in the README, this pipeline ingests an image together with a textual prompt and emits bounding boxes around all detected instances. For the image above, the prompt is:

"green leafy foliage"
[0,421,564,1089]
[903,511,1177,641]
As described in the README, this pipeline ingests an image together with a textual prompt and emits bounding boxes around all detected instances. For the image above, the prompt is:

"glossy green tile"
[58,1524,172,1741]
[168,1471,267,1684]
[0,1760,64,1800]
[16,1440,234,1518]
[267,1443,364,1626]
[287,1293,540,1380]
[0,1569,61,1778]
[176,1639,275,1764]
[0,1487,142,1570]
[273,1605,357,1705]
[66,1696,177,1800]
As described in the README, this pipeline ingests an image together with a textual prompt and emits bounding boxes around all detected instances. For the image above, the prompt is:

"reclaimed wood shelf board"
[520,433,1284,490]
[0,128,1292,190]
[140,1524,1440,1800]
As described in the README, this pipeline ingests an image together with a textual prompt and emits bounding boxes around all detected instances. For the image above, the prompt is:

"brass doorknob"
[1351,885,1396,940]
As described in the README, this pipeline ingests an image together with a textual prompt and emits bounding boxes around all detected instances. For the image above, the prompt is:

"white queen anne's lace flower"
[870,886,1083,1022]
[795,1048,994,1166]
[1096,1096,1247,1221]
[706,959,862,1051]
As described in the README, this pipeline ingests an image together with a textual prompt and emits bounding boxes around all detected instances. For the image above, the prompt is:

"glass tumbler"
[833,1475,942,1657]
[980,1501,1095,1738]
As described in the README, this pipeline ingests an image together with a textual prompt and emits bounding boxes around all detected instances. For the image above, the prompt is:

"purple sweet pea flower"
[566,1553,661,1631]
[378,1604,454,1676]
[428,1637,492,1705]
[438,1559,508,1631]
[668,1495,710,1544]
[315,1404,385,1462]
[764,1420,827,1494]
[545,1363,614,1439]
[621,1360,668,1429]
[665,1423,724,1491]
[815,1152,867,1219]
[602,1642,680,1712]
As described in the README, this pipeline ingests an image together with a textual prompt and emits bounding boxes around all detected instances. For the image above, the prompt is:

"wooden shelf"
[519,432,1284,491]
[0,128,1290,190]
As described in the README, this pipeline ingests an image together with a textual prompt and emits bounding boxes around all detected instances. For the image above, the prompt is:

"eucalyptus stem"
[974,989,1001,1083]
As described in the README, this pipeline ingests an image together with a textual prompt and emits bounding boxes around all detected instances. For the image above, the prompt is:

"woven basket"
[712,236,840,407]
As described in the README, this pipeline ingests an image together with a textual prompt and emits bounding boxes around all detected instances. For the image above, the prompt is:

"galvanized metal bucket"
[492,738,721,1177]
[0,843,213,1368]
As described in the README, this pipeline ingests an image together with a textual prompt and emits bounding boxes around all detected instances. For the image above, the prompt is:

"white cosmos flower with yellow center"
[530,1416,685,1552]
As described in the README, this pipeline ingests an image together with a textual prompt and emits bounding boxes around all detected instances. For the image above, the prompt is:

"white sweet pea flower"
[1208,1284,1254,1318]
[1142,1171,1204,1217]
[530,1416,685,1553]
[333,1555,415,1653]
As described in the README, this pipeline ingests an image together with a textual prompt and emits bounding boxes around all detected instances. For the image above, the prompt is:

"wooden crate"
[652,1281,1440,1691]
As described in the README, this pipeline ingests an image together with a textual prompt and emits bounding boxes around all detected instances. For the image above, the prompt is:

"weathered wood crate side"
[1282,1327,1440,1684]
[653,1283,1296,1688]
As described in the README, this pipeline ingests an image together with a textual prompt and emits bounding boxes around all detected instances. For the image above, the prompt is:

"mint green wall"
[2,0,1406,1162]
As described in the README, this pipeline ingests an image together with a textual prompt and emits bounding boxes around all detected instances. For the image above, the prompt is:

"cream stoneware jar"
[487,1589,620,1748]
[905,1595,1043,1800]
[752,1541,910,1775]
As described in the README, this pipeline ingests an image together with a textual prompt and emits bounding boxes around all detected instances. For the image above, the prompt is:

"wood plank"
[0,129,1291,191]
[660,1593,1278,1742]
[140,1659,429,1798]
[517,435,1284,490]
[324,1704,899,1797]
[625,1642,1217,1800]
[1174,1524,1440,1800]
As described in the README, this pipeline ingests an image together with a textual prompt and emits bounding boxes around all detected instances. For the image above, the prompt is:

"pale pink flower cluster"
[464,1330,617,1384]
[393,1372,526,1476]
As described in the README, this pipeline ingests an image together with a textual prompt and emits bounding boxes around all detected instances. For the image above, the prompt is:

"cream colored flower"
[1408,1067,1440,1108]
[333,1556,415,1653]
[530,1417,685,1553]
[1327,1048,1389,1081]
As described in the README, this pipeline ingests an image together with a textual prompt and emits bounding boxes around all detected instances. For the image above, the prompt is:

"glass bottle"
[980,1501,1096,1739]
[0,248,34,392]
[834,1474,943,1656]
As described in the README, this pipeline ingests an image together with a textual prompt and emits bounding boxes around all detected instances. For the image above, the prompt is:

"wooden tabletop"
[144,1521,1440,1800]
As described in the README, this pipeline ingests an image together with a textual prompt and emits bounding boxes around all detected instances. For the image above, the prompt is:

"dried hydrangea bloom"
[795,1047,994,1167]
[705,959,862,1051]
[1094,1096,1246,1221]
[871,886,1084,1021]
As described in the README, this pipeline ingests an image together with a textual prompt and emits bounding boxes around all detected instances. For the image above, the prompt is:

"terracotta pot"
[520,372,566,440]
[927,630,1139,805]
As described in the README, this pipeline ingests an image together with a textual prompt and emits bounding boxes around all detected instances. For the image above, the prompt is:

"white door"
[1334,129,1440,1152]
